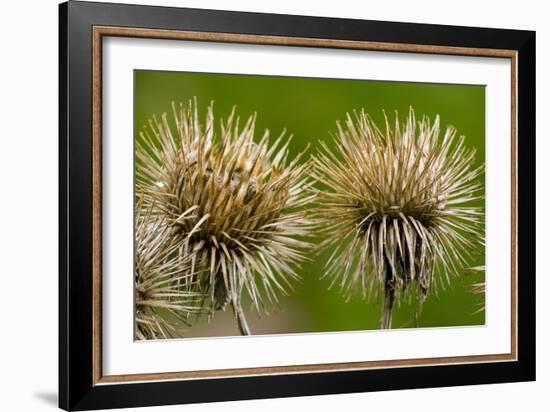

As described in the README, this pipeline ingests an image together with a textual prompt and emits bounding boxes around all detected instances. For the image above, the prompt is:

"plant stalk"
[380,265,395,329]
[232,301,251,336]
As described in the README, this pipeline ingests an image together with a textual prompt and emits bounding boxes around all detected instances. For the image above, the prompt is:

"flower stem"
[232,301,251,336]
[380,284,395,329]
[380,265,395,329]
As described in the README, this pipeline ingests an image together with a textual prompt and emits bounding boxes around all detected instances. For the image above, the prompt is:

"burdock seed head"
[136,100,314,334]
[466,265,486,314]
[314,108,484,327]
[135,202,203,340]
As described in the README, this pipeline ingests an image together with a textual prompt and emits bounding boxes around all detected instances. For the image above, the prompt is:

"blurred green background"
[135,70,486,337]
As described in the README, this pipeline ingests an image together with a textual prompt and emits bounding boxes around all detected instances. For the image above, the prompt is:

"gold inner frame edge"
[91,25,518,385]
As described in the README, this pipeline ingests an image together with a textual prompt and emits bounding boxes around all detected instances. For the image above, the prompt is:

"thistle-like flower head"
[135,204,202,340]
[136,101,314,324]
[314,108,484,303]
[466,265,486,314]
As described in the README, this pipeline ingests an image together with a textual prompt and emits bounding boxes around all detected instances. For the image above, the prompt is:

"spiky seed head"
[136,100,315,315]
[135,203,202,340]
[466,265,486,314]
[313,108,485,303]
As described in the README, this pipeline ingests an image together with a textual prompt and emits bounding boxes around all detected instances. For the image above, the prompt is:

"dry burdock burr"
[136,100,315,335]
[134,201,203,340]
[313,108,485,329]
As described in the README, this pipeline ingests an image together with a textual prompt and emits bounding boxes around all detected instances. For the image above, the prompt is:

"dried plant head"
[136,100,314,334]
[135,202,202,340]
[313,108,484,327]
[466,265,486,314]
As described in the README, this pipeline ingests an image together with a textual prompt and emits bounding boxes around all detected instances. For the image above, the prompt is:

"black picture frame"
[59,1,536,410]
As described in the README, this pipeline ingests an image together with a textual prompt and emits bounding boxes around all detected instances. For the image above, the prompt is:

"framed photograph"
[59,1,535,410]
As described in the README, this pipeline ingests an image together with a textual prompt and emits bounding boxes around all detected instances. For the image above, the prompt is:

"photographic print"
[134,70,486,340]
